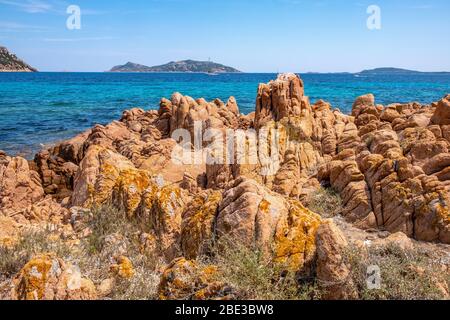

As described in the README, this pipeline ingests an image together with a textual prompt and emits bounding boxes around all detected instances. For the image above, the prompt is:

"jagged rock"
[11,253,97,300]
[157,92,240,137]
[136,181,187,260]
[349,94,450,243]
[423,153,450,175]
[315,220,358,300]
[20,196,69,224]
[255,73,308,128]
[158,257,235,300]
[33,130,90,200]
[431,95,450,125]
[216,177,322,271]
[181,190,222,259]
[71,145,136,207]
[0,155,44,215]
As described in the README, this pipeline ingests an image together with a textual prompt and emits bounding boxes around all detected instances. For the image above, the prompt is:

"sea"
[0,72,449,158]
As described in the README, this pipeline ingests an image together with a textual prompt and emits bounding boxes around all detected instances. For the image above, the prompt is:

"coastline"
[2,72,450,158]
[1,72,449,300]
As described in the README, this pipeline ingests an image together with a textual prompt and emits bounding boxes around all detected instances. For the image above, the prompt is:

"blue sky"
[0,0,449,72]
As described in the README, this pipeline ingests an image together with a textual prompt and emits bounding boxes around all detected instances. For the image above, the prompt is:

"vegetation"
[2,204,448,301]
[0,46,36,71]
[110,60,241,73]
[201,237,321,300]
[304,187,343,218]
[344,243,449,300]
[79,205,163,300]
[0,227,72,280]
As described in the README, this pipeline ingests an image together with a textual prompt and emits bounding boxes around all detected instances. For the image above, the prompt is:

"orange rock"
[110,256,135,279]
[158,257,234,300]
[11,253,97,300]
[0,155,44,215]
[431,94,450,125]
[315,220,357,300]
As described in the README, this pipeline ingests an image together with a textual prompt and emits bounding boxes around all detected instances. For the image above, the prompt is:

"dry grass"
[3,203,448,301]
[1,205,164,300]
[344,243,449,300]
[0,227,72,280]
[200,237,321,300]
[304,187,343,218]
[77,205,163,300]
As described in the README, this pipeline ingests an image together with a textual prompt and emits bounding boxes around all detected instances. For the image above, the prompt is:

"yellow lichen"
[181,191,222,259]
[112,168,152,217]
[110,256,135,279]
[273,200,322,272]
[258,199,271,215]
[15,254,56,300]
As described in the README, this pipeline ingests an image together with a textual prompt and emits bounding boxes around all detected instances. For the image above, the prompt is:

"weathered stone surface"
[110,256,135,279]
[216,177,322,271]
[315,220,357,300]
[181,190,222,259]
[0,155,44,215]
[11,253,97,300]
[431,95,450,125]
[158,258,234,300]
[1,72,449,301]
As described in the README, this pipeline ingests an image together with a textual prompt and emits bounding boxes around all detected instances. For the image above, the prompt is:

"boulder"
[431,95,450,125]
[11,253,97,300]
[158,258,234,300]
[0,155,44,215]
[315,220,357,300]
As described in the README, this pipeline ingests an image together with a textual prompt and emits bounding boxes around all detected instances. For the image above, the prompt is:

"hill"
[357,67,449,75]
[0,46,37,72]
[110,60,240,73]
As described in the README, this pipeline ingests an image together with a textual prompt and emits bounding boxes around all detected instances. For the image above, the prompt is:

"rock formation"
[0,73,448,300]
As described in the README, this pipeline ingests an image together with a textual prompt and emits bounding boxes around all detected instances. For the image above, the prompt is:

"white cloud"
[43,36,116,42]
[0,21,49,31]
[0,0,52,13]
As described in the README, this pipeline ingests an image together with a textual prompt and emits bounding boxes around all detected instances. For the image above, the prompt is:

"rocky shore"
[0,73,449,300]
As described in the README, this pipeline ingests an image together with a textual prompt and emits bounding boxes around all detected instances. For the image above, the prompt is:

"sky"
[0,0,449,72]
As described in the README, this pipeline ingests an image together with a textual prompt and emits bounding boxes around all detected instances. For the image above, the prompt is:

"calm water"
[1,72,449,157]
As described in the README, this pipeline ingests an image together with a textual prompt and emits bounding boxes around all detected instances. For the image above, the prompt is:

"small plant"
[86,204,142,253]
[78,204,164,300]
[344,243,449,300]
[304,187,343,218]
[0,227,72,279]
[201,237,319,300]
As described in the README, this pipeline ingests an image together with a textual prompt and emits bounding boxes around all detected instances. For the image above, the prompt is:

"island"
[0,46,37,72]
[109,59,241,73]
[356,67,450,75]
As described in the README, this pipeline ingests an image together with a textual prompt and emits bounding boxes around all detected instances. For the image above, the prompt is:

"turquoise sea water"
[0,72,449,158]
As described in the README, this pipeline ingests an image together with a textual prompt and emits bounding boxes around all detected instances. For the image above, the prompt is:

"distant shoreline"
[2,71,450,75]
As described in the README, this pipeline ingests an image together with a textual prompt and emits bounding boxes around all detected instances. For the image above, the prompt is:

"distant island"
[0,46,37,72]
[356,67,450,75]
[109,60,241,73]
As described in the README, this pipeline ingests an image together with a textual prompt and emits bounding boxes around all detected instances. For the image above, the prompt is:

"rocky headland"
[0,73,449,300]
[0,46,37,72]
